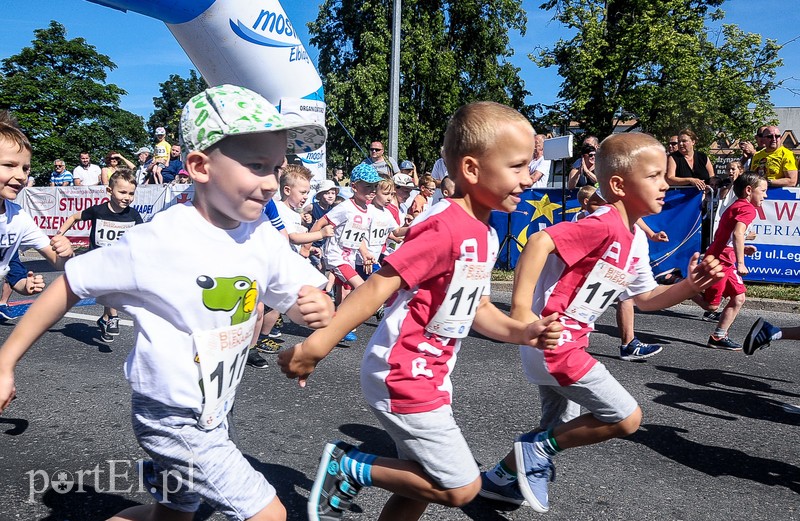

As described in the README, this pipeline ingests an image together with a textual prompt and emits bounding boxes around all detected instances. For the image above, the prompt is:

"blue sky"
[0,0,798,120]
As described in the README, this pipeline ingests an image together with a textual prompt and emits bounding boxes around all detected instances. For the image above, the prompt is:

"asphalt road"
[0,262,798,521]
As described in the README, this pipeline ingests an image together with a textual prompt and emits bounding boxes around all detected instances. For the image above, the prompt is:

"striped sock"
[534,430,562,457]
[341,449,376,487]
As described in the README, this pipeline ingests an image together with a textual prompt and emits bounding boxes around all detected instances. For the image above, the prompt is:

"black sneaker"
[374,305,385,321]
[707,335,742,351]
[255,335,282,354]
[702,311,721,322]
[106,316,120,336]
[100,331,114,343]
[308,441,362,521]
[743,318,781,356]
[246,349,269,369]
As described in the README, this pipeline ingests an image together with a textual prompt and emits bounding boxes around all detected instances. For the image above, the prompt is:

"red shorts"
[703,263,745,307]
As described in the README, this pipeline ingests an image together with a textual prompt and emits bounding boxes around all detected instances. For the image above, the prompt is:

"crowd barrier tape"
[490,187,800,285]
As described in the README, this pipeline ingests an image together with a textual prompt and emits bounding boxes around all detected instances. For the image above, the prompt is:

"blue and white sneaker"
[744,318,781,356]
[514,432,555,513]
[0,304,15,320]
[341,331,357,343]
[619,338,663,361]
[478,471,527,506]
[308,441,362,521]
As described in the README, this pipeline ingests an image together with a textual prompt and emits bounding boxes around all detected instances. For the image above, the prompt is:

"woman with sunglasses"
[567,144,598,189]
[101,151,135,186]
[409,174,436,219]
[665,128,715,191]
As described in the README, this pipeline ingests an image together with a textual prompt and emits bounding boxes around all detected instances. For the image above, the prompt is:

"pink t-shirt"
[520,205,656,386]
[361,200,497,414]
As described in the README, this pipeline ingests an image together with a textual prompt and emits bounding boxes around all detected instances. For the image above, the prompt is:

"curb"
[490,280,799,314]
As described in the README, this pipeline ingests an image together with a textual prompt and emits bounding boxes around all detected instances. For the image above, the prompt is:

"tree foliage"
[535,0,782,148]
[0,21,148,180]
[310,0,530,171]
[148,69,208,144]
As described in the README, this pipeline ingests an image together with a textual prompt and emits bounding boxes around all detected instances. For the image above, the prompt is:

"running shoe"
[342,331,357,343]
[514,432,556,513]
[478,471,527,506]
[743,318,781,356]
[308,441,362,521]
[0,304,14,320]
[702,311,721,322]
[246,349,269,369]
[105,316,120,336]
[374,305,385,321]
[619,338,663,361]
[255,336,282,354]
[707,335,742,351]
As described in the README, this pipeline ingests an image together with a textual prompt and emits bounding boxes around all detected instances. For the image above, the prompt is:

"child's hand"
[684,253,723,292]
[746,231,756,241]
[737,263,749,276]
[50,235,74,258]
[744,245,757,256]
[0,372,16,414]
[295,285,334,329]
[363,261,374,275]
[321,224,334,238]
[301,212,312,225]
[523,312,563,350]
[650,231,669,242]
[24,272,45,295]
[277,342,318,388]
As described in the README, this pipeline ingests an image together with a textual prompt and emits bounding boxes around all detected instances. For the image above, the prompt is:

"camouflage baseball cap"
[180,84,326,154]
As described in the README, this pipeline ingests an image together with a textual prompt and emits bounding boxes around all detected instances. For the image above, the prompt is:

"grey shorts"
[371,405,479,489]
[538,362,638,431]
[131,393,275,520]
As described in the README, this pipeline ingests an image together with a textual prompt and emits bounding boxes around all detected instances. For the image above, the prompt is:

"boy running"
[0,85,332,521]
[278,101,563,521]
[57,168,143,342]
[479,133,723,513]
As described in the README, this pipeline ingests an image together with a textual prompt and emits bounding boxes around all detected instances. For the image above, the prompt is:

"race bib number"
[339,215,370,249]
[564,260,635,324]
[94,219,136,247]
[426,260,491,338]
[194,314,257,430]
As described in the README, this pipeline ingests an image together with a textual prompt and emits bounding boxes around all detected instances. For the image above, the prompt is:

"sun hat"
[135,146,152,155]
[392,173,415,188]
[317,179,339,193]
[350,163,381,184]
[155,126,166,135]
[399,160,414,170]
[180,84,327,154]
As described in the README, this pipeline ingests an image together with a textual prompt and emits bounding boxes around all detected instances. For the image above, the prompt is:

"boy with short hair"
[696,172,766,350]
[57,168,143,342]
[0,85,333,521]
[278,101,564,521]
[276,164,334,255]
[479,133,723,513]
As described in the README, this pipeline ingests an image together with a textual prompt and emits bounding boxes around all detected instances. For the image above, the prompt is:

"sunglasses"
[669,142,679,146]
[54,164,64,168]
[370,148,383,152]
[762,134,781,139]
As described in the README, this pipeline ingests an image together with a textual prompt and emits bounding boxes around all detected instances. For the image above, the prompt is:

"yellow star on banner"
[525,194,562,224]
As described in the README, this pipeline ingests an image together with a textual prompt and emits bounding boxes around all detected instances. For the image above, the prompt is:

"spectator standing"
[150,126,171,184]
[738,139,757,171]
[430,148,448,203]
[133,146,152,185]
[73,152,102,186]
[100,151,135,186]
[159,144,184,184]
[362,140,400,176]
[667,135,680,155]
[529,134,551,188]
[666,129,715,190]
[399,160,419,187]
[567,143,598,189]
[49,159,73,186]
[749,125,798,187]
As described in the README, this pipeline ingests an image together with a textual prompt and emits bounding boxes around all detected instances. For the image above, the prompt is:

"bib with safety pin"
[339,214,370,249]
[426,259,491,338]
[94,219,136,247]
[564,259,635,324]
[195,314,257,430]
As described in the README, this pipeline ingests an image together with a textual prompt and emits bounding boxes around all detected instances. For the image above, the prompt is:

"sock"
[534,430,562,457]
[486,460,517,486]
[713,328,726,338]
[341,449,376,487]
[773,330,783,340]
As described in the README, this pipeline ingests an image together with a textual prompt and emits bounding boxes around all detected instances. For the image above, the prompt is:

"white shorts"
[371,405,479,489]
[131,393,275,520]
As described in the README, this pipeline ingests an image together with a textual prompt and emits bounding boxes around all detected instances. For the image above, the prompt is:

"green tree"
[535,0,782,148]
[310,0,531,171]
[148,70,208,144]
[0,21,148,181]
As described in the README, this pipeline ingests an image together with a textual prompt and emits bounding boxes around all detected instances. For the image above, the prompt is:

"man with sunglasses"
[750,126,798,187]
[362,140,400,176]
[49,159,73,186]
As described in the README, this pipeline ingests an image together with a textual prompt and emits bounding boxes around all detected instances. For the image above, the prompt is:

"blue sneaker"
[478,471,527,506]
[0,304,15,320]
[514,432,555,513]
[619,338,663,361]
[342,331,357,342]
[308,441,362,521]
[744,318,781,356]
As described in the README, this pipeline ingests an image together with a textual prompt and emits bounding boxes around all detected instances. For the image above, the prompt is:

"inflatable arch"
[88,0,328,185]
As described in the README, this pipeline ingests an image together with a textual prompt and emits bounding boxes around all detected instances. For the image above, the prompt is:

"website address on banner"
[747,266,800,277]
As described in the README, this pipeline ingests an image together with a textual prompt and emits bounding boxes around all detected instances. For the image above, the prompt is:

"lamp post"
[388,0,401,160]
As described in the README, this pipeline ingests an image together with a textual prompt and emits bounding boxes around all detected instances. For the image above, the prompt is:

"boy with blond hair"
[279,101,563,521]
[276,164,334,255]
[479,133,723,513]
[0,85,333,521]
